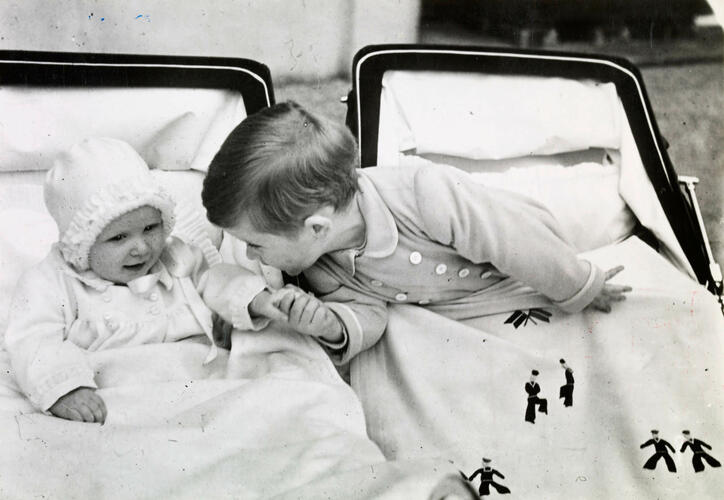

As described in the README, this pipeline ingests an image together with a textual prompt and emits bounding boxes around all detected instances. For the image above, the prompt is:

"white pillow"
[381,71,622,160]
[0,208,58,334]
[400,155,636,252]
[0,87,245,172]
[141,112,204,171]
[150,170,222,249]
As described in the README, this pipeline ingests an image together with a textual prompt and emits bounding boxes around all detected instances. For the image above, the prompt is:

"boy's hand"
[249,289,291,322]
[590,265,632,313]
[277,285,344,344]
[49,387,107,424]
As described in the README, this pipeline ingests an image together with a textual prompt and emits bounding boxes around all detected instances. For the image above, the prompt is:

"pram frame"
[344,43,722,303]
[0,50,275,114]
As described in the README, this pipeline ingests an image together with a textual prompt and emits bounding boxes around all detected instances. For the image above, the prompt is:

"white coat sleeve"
[413,166,605,313]
[303,265,389,365]
[4,266,96,412]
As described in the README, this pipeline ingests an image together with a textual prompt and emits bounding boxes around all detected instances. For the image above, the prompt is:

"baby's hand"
[249,289,292,322]
[49,387,107,424]
[277,285,344,343]
[590,265,632,313]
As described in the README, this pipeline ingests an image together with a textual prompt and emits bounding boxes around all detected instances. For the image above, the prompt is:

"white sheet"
[351,237,724,498]
[0,327,470,499]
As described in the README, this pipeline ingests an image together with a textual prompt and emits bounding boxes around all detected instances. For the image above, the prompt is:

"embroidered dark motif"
[524,370,547,424]
[559,359,574,407]
[467,458,511,496]
[640,430,677,472]
[680,430,721,472]
[504,308,551,328]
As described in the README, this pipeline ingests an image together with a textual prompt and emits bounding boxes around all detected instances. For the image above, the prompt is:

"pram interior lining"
[376,68,695,278]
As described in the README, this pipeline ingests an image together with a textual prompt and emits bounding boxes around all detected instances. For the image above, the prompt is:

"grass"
[275,61,724,273]
[642,63,723,267]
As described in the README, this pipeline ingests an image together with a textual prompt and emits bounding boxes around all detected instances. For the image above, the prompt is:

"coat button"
[103,313,112,321]
[435,263,447,275]
[149,292,159,302]
[409,251,422,265]
[395,293,408,302]
[371,279,383,287]
[102,293,112,303]
[480,271,492,279]
[418,298,431,305]
[458,268,470,278]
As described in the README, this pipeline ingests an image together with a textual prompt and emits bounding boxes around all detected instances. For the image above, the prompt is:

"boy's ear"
[303,210,333,238]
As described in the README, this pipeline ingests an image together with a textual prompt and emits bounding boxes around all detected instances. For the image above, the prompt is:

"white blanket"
[352,237,724,498]
[0,327,470,499]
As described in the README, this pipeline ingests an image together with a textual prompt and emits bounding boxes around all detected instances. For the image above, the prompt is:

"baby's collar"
[62,260,174,293]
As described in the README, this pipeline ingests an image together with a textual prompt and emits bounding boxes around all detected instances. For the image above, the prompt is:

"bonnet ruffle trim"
[59,176,176,271]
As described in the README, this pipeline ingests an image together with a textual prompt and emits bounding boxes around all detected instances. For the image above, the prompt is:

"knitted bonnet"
[44,137,176,271]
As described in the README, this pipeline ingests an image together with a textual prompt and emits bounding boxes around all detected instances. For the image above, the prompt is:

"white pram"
[0,51,475,500]
[342,45,724,498]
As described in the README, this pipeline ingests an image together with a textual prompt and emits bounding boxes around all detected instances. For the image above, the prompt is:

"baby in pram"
[3,137,290,423]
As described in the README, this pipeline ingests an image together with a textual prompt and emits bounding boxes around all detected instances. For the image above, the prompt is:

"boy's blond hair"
[202,101,359,234]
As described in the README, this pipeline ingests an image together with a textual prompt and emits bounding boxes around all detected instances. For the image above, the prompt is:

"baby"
[4,138,287,424]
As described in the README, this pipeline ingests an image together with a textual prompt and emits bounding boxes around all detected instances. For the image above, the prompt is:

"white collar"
[62,257,173,293]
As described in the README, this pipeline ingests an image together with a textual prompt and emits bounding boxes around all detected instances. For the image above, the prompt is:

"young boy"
[202,101,630,364]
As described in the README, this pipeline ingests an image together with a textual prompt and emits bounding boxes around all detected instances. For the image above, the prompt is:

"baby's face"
[88,206,165,284]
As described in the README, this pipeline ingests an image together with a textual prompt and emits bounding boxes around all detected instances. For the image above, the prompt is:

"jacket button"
[458,268,470,278]
[149,292,159,302]
[395,293,408,302]
[409,251,422,265]
[103,313,112,321]
[371,279,383,287]
[435,263,447,275]
[480,271,492,279]
[102,293,112,303]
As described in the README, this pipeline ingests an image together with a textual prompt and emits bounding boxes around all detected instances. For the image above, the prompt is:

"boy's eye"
[108,233,126,242]
[144,223,161,232]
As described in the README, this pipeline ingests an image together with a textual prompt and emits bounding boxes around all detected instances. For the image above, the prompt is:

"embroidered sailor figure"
[640,430,677,472]
[559,359,574,407]
[680,430,721,472]
[524,370,548,423]
[467,457,511,496]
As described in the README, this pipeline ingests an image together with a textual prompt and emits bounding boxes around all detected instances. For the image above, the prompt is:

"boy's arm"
[414,166,605,313]
[4,266,96,412]
[304,280,389,365]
